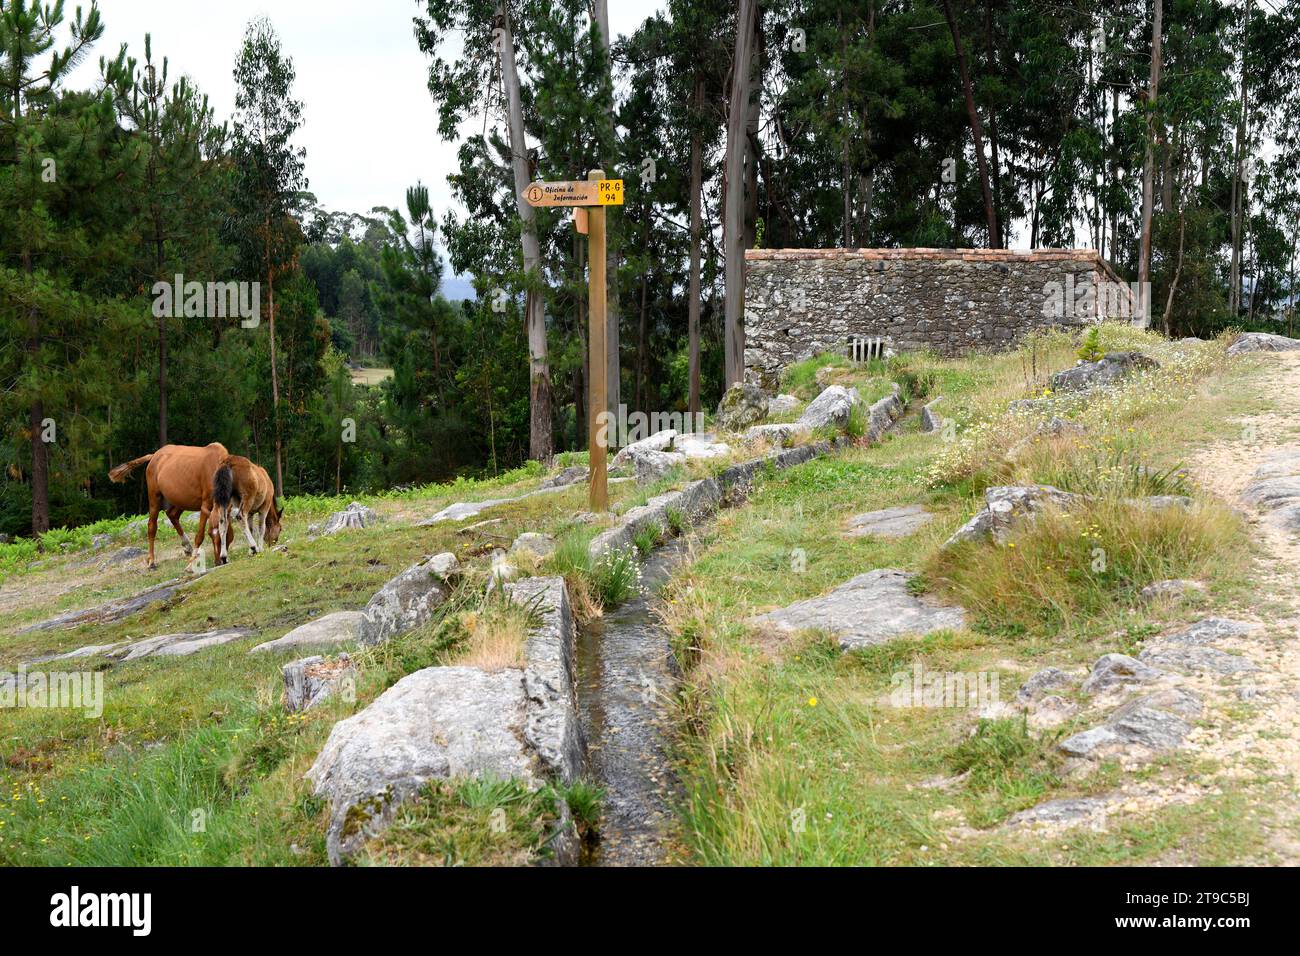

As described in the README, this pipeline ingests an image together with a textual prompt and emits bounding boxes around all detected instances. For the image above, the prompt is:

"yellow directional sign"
[525,179,624,207]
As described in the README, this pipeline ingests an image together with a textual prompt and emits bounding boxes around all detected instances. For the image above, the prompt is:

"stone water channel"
[575,537,689,866]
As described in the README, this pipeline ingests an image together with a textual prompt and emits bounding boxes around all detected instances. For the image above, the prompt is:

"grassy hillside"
[1,323,1292,866]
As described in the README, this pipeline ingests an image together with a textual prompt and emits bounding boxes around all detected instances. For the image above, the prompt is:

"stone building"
[743,247,1142,391]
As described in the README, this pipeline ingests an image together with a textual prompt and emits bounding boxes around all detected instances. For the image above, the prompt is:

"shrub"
[925,497,1242,636]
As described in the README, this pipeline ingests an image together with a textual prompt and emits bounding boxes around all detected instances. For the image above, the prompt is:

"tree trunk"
[1161,208,1185,335]
[688,75,704,416]
[1228,0,1252,315]
[269,271,284,496]
[723,0,758,388]
[593,0,620,426]
[497,5,552,460]
[1138,0,1162,305]
[942,0,999,248]
[983,0,1003,242]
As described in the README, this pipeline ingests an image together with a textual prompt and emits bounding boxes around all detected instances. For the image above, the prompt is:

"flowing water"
[575,538,689,866]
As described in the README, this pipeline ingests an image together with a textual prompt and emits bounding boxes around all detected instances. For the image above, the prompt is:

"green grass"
[0,324,1284,868]
[658,324,1276,866]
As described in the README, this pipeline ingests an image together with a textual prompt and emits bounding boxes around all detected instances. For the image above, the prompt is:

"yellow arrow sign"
[525,179,623,207]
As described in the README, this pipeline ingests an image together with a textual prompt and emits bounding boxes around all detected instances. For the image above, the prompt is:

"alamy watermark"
[595,404,707,450]
[889,662,999,710]
[1,666,103,718]
[152,274,260,328]
[1041,273,1150,325]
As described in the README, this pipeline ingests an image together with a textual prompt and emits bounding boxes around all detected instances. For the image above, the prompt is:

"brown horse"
[211,455,283,563]
[108,443,233,571]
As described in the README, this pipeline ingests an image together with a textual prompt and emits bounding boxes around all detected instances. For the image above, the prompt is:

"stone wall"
[744,248,1141,390]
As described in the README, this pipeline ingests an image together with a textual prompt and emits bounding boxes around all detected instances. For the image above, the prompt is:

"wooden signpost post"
[525,168,623,511]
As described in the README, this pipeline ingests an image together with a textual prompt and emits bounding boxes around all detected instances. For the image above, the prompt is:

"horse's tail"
[108,454,153,484]
[213,457,235,512]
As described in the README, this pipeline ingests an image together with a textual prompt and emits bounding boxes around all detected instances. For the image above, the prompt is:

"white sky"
[74,0,667,221]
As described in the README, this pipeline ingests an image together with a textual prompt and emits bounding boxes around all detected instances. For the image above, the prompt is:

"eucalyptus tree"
[417,0,555,461]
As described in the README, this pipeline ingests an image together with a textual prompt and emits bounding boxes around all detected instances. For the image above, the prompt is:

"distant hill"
[441,274,476,303]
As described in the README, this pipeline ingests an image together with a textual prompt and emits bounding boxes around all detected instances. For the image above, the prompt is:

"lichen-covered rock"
[356,554,454,646]
[1080,653,1165,695]
[623,447,688,481]
[1059,689,1201,759]
[751,568,965,651]
[510,532,557,559]
[1226,332,1300,356]
[843,504,933,539]
[767,394,800,417]
[1016,667,1080,703]
[505,576,584,784]
[921,398,944,433]
[743,422,811,446]
[109,628,252,661]
[1138,642,1258,676]
[250,611,364,655]
[798,384,858,430]
[1158,617,1255,646]
[1049,351,1159,393]
[716,382,769,431]
[865,388,904,442]
[945,485,1081,547]
[611,429,677,468]
[1242,476,1300,511]
[306,666,535,865]
[588,478,722,561]
[538,465,590,490]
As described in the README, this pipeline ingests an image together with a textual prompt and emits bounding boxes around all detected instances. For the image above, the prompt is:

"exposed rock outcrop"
[356,553,458,646]
[1049,351,1159,393]
[249,611,363,655]
[751,568,965,652]
[1227,332,1300,356]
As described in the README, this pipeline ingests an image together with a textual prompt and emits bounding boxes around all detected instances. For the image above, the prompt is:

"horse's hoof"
[146,562,157,571]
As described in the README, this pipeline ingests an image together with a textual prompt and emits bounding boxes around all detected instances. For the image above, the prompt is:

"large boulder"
[621,447,687,481]
[945,485,1081,547]
[306,666,535,864]
[356,553,457,646]
[249,610,363,655]
[751,568,965,652]
[715,383,769,431]
[611,429,677,468]
[798,385,859,430]
[1049,351,1159,393]
[1227,332,1300,357]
